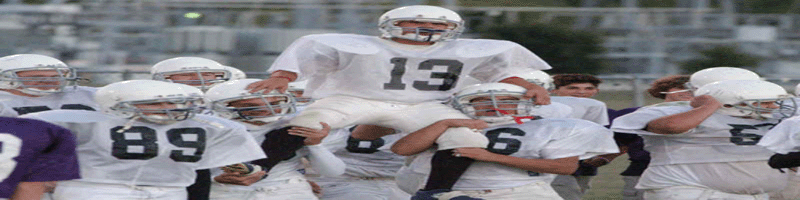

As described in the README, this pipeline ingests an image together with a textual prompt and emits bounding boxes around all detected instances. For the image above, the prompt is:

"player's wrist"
[270,76,294,82]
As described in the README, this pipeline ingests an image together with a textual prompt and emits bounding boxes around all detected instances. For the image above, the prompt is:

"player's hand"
[441,119,489,130]
[221,163,262,176]
[453,147,496,162]
[288,122,330,145]
[213,171,267,186]
[690,95,723,109]
[246,77,291,93]
[43,181,57,193]
[524,85,550,105]
[583,157,611,167]
[308,180,323,196]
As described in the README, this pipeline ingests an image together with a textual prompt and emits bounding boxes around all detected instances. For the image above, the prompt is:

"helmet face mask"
[453,83,535,125]
[153,70,229,91]
[115,97,204,124]
[0,54,79,96]
[724,97,796,120]
[95,80,204,124]
[378,5,464,43]
[206,79,297,125]
[211,93,295,125]
[151,57,230,92]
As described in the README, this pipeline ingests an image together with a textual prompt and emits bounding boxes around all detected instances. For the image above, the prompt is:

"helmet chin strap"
[491,108,537,125]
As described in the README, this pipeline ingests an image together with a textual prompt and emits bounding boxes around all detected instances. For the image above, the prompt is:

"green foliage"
[479,23,606,74]
[680,46,762,73]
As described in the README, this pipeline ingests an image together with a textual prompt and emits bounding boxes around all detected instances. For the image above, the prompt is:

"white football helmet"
[95,80,204,124]
[695,80,795,120]
[686,67,760,90]
[378,5,464,42]
[517,70,555,91]
[287,80,314,106]
[225,66,246,80]
[205,79,296,124]
[452,83,536,125]
[0,54,78,96]
[151,57,230,91]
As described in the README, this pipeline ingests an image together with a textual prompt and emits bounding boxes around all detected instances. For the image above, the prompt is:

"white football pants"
[313,176,410,200]
[52,181,186,200]
[209,177,317,200]
[644,186,769,200]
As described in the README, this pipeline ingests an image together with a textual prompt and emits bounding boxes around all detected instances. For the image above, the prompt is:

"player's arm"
[391,119,488,156]
[500,76,550,105]
[454,148,579,175]
[288,122,346,177]
[245,70,297,93]
[645,95,721,135]
[10,182,46,200]
[350,125,396,140]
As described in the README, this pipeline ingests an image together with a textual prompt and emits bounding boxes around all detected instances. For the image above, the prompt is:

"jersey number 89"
[110,126,206,162]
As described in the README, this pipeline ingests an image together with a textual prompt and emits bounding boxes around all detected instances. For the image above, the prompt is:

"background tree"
[680,45,762,73]
[479,23,607,74]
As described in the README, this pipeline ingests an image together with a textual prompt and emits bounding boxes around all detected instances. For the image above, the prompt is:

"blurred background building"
[2,0,800,94]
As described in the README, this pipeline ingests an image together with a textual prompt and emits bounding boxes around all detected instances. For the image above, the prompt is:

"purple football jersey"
[0,117,80,198]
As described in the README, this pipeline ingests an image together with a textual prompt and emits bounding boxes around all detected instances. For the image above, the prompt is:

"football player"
[151,57,231,92]
[307,127,410,200]
[205,79,345,200]
[548,74,610,200]
[0,117,80,200]
[0,54,98,117]
[611,80,794,199]
[244,5,553,199]
[392,83,618,199]
[20,80,265,199]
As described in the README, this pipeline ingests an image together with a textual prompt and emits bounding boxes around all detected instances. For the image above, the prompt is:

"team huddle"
[2,4,800,200]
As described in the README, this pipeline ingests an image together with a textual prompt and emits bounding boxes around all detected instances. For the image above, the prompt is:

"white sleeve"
[610,106,691,136]
[758,117,800,154]
[306,144,346,177]
[267,35,338,81]
[584,102,609,125]
[196,124,267,169]
[539,122,619,160]
[469,43,552,82]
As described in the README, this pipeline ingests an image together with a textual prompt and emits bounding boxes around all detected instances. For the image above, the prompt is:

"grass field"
[582,154,630,200]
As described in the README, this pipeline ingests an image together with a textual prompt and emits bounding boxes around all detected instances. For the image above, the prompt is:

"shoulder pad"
[305,34,381,54]
[454,39,519,58]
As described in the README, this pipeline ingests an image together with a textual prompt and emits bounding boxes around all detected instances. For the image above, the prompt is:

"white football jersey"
[611,105,778,165]
[21,110,265,187]
[530,101,573,119]
[324,127,406,177]
[268,34,552,103]
[405,118,618,190]
[758,115,800,154]
[0,86,99,117]
[551,96,609,125]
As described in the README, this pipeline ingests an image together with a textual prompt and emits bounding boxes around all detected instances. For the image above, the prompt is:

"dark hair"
[552,74,602,88]
[647,75,690,99]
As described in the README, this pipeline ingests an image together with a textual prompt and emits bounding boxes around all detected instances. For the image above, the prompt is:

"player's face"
[133,102,178,116]
[289,90,304,97]
[227,97,285,119]
[471,96,519,116]
[553,83,598,98]
[663,87,693,102]
[15,69,64,90]
[395,20,449,36]
[167,72,224,86]
[740,101,780,109]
